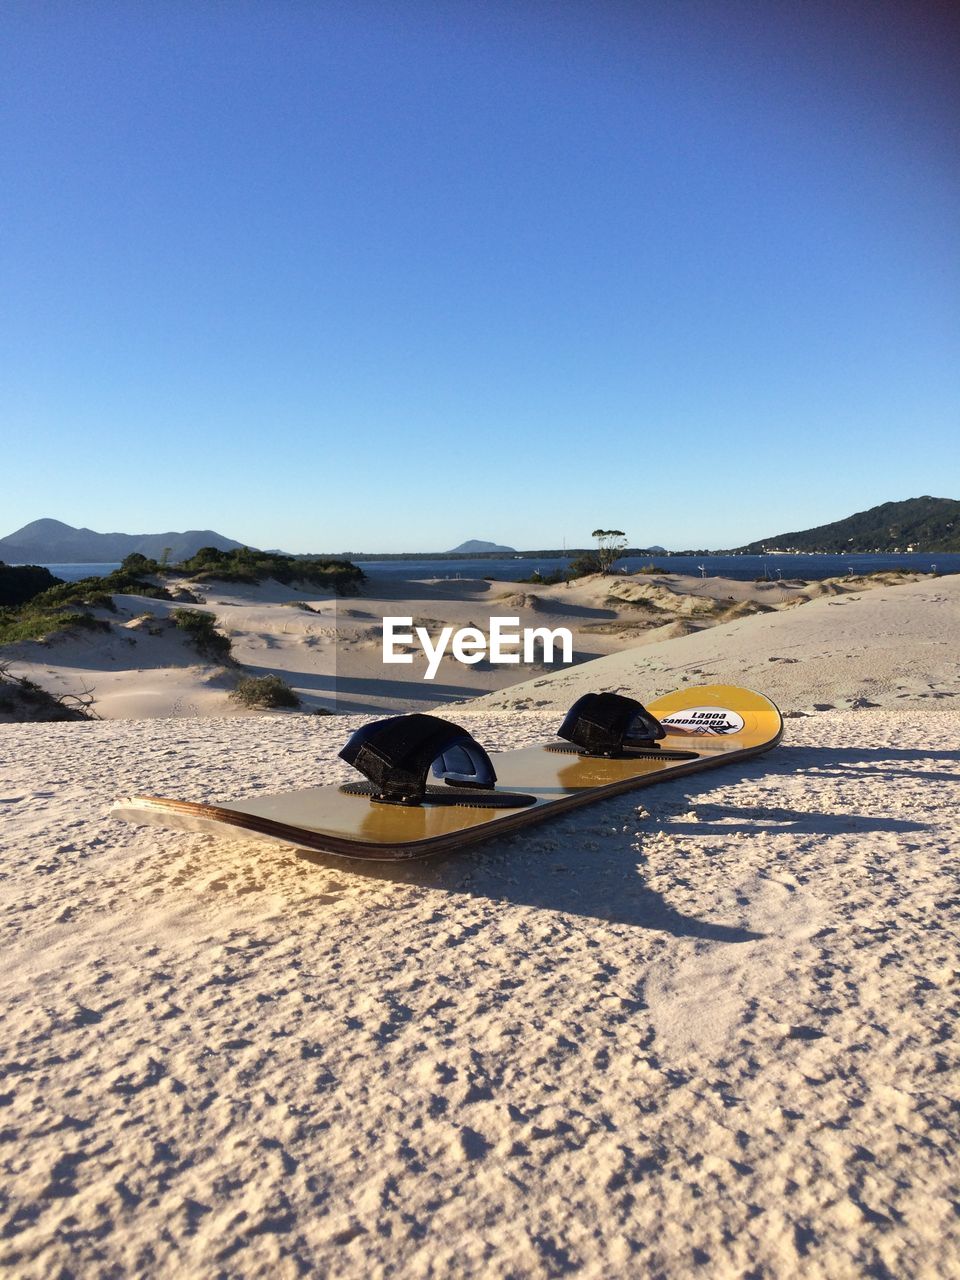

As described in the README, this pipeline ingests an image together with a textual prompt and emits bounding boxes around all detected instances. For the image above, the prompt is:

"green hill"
[737,497,960,554]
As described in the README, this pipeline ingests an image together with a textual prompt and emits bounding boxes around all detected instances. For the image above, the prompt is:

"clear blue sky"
[2,0,958,552]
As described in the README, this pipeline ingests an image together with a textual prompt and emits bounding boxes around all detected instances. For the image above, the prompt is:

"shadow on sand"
[298,837,767,943]
[241,663,481,716]
[294,742,954,938]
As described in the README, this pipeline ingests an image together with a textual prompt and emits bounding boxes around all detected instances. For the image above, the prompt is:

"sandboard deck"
[111,686,783,862]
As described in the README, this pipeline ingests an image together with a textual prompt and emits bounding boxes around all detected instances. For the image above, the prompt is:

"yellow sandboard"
[111,686,782,862]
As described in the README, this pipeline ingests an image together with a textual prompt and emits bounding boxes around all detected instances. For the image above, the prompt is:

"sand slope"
[458,572,960,719]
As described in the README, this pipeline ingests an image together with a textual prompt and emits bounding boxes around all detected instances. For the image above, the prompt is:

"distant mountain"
[736,497,960,554]
[447,539,517,554]
[0,518,250,565]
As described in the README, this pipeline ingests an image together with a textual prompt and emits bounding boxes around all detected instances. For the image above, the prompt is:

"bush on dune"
[120,552,161,575]
[32,571,171,613]
[0,568,175,649]
[176,546,364,594]
[566,552,603,579]
[0,607,111,645]
[171,608,233,661]
[0,550,362,653]
[0,548,363,652]
[520,569,568,586]
[230,674,301,709]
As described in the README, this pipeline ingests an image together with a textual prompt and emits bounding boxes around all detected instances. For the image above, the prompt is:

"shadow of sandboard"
[111,685,782,863]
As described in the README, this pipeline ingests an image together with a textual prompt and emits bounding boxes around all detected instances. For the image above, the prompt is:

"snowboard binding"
[548,692,700,760]
[339,713,536,808]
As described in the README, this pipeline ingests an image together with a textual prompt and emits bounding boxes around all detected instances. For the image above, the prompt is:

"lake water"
[36,552,960,584]
[355,552,960,582]
[38,563,127,582]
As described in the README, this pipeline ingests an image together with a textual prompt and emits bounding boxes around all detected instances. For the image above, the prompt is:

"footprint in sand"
[643,875,826,1058]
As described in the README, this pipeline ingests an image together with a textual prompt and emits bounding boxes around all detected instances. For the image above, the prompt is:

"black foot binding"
[339,713,536,808]
[547,692,700,760]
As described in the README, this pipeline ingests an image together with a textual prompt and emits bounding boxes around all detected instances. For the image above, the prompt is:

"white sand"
[1,578,958,1276]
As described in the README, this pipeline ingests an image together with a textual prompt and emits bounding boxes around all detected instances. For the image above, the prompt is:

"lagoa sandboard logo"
[661,706,745,735]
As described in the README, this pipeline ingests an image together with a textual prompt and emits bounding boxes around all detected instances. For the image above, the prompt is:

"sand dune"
[1,569,933,720]
[458,572,960,719]
[0,607,248,720]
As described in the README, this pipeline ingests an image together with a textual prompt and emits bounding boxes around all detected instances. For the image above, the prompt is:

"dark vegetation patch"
[165,546,364,593]
[0,608,111,645]
[170,609,233,661]
[0,562,63,606]
[0,563,170,646]
[0,545,365,651]
[230,674,301,709]
[30,569,171,611]
[522,556,663,586]
[521,568,570,586]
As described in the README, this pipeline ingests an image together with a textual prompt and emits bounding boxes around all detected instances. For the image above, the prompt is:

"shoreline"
[20,548,960,585]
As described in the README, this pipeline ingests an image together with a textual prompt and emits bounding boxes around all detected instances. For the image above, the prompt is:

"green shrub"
[171,608,232,661]
[520,569,567,585]
[567,552,602,579]
[0,607,110,645]
[30,579,111,610]
[120,552,160,574]
[177,547,365,593]
[31,572,170,613]
[230,674,300,709]
[101,569,170,599]
[0,564,168,649]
